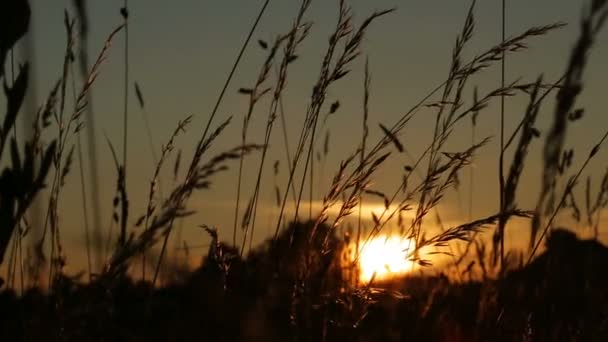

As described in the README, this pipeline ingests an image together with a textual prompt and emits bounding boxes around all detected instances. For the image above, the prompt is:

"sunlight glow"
[356,235,416,283]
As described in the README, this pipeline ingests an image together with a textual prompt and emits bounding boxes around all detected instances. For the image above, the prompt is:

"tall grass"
[2,0,608,340]
[154,0,272,283]
[0,0,576,288]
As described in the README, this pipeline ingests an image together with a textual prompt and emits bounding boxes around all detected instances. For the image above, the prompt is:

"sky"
[2,0,608,275]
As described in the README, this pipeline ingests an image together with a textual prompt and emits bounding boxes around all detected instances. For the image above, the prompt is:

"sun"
[356,235,417,283]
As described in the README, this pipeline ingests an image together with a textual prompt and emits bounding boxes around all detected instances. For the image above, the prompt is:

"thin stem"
[140,107,160,171]
[277,64,298,204]
[594,208,601,239]
[243,127,273,255]
[77,21,104,272]
[10,48,15,83]
[470,119,475,223]
[356,58,371,285]
[11,49,18,141]
[503,75,565,151]
[295,114,319,222]
[18,231,24,293]
[71,63,93,282]
[152,0,270,286]
[528,130,608,263]
[198,0,270,150]
[453,105,477,269]
[123,0,129,173]
[498,0,507,270]
[248,1,312,253]
[120,0,130,247]
[77,134,92,281]
[232,146,245,247]
[7,235,17,288]
[309,139,314,220]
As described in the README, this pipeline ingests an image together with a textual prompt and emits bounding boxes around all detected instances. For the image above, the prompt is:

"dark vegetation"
[1,224,607,341]
[2,0,608,340]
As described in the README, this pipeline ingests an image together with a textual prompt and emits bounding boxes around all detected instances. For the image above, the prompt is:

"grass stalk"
[497,0,507,271]
[120,0,130,247]
[71,61,93,282]
[356,58,370,285]
[529,129,608,262]
[153,0,271,280]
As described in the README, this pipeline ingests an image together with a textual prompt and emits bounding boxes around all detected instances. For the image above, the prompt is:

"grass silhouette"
[2,0,608,340]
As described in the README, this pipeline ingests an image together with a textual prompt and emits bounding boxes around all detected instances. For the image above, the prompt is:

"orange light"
[356,235,416,283]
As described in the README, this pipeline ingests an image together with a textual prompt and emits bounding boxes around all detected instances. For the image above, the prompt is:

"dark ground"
[1,222,608,341]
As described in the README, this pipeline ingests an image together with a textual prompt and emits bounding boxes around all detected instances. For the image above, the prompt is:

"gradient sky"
[3,0,608,274]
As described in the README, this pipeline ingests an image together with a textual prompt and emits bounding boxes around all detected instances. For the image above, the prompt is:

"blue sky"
[4,0,608,273]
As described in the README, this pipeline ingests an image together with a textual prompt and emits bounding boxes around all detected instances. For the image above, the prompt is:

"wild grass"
[2,0,608,340]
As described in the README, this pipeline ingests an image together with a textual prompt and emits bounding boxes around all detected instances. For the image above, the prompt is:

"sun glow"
[356,235,417,283]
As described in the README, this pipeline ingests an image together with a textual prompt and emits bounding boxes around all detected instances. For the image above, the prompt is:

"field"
[2,0,608,340]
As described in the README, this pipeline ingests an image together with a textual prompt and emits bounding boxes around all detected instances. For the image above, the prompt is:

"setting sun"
[356,236,417,283]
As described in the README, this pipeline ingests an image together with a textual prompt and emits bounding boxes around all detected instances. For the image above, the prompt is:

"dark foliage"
[0,0,57,267]
[1,226,608,341]
[0,0,30,81]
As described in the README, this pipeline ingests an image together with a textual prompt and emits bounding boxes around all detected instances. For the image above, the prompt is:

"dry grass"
[2,0,608,340]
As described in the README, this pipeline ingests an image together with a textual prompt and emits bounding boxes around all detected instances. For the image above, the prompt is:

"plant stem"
[498,0,507,271]
[152,0,271,286]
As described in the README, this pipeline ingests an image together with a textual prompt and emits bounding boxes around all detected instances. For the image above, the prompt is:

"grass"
[2,0,608,340]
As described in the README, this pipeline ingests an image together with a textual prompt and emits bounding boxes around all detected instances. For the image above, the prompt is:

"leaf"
[22,142,34,187]
[379,123,403,152]
[363,189,389,209]
[241,197,254,230]
[134,215,146,227]
[371,212,380,226]
[173,149,182,180]
[199,225,218,240]
[590,144,600,158]
[332,70,350,82]
[0,0,31,80]
[3,64,29,138]
[472,87,479,126]
[61,145,75,186]
[134,82,145,109]
[36,141,57,189]
[531,127,541,138]
[568,108,584,121]
[120,7,129,19]
[417,259,433,267]
[10,139,21,172]
[274,186,281,207]
[104,133,120,171]
[0,171,17,264]
[324,131,330,156]
[287,54,298,64]
[330,101,340,114]
[258,39,268,50]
